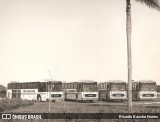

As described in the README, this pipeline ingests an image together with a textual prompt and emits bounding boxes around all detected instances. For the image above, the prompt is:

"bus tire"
[76,94,79,102]
[37,95,42,102]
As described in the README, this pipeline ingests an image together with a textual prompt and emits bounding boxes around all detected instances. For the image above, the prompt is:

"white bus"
[157,85,160,99]
[132,80,157,101]
[98,80,127,101]
[62,81,98,102]
[7,81,64,102]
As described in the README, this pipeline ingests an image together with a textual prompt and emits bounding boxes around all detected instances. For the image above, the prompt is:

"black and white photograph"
[0,0,160,122]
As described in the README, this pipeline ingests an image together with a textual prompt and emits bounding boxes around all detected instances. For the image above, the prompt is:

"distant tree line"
[0,85,6,98]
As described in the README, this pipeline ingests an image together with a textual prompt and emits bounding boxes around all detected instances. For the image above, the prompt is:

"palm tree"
[126,0,160,112]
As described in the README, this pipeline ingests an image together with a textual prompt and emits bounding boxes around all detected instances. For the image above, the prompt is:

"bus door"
[12,90,21,99]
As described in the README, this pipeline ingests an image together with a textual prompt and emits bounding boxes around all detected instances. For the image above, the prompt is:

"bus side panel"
[65,93,77,100]
[20,89,40,101]
[77,93,82,101]
[99,90,108,101]
[98,90,107,101]
[157,92,160,100]
[21,93,37,101]
[132,91,137,101]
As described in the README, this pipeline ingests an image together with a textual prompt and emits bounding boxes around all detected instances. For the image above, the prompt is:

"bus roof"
[62,82,78,84]
[99,80,126,84]
[8,81,62,84]
[134,80,156,83]
[63,81,96,83]
[78,80,97,83]
[45,81,62,83]
[9,81,19,83]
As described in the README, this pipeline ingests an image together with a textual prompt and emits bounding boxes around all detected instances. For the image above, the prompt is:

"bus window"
[8,84,11,89]
[74,83,77,89]
[82,84,90,92]
[26,83,28,89]
[29,83,32,89]
[32,83,37,89]
[71,83,74,89]
[77,83,82,92]
[28,83,33,89]
[64,83,66,89]
[12,83,16,89]
[68,83,71,89]
[89,84,97,91]
[140,83,157,91]
[17,83,22,89]
[110,83,126,91]
[39,83,47,92]
[62,83,65,89]
[22,83,26,89]
[53,83,61,91]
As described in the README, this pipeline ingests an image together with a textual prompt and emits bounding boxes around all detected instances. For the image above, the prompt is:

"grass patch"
[0,98,34,112]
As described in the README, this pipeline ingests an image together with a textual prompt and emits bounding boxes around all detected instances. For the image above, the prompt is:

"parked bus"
[157,85,160,99]
[62,80,98,102]
[98,80,127,101]
[132,80,157,100]
[7,81,64,102]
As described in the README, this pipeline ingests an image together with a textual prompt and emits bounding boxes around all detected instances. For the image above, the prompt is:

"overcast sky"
[0,0,160,87]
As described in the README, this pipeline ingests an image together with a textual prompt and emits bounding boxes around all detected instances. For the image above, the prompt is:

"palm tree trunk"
[126,0,132,112]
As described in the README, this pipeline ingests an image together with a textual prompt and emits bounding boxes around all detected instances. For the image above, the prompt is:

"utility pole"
[126,0,132,112]
[47,69,53,113]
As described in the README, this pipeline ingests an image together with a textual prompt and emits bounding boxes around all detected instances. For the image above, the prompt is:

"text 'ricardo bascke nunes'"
[119,114,158,119]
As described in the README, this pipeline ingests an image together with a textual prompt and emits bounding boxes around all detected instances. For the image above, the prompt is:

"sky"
[0,0,160,87]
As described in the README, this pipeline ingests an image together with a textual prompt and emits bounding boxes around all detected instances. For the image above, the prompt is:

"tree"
[126,0,160,112]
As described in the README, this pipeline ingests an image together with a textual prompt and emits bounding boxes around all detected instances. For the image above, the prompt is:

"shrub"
[0,98,34,112]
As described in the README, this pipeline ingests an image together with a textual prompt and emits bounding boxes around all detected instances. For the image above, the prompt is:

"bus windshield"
[110,84,126,91]
[82,84,97,92]
[47,82,62,92]
[140,83,157,91]
[52,84,62,92]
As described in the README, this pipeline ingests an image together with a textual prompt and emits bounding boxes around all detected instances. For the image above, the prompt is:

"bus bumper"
[80,98,98,101]
[47,98,64,102]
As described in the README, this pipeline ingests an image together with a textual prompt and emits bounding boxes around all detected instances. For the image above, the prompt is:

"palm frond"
[135,0,160,11]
